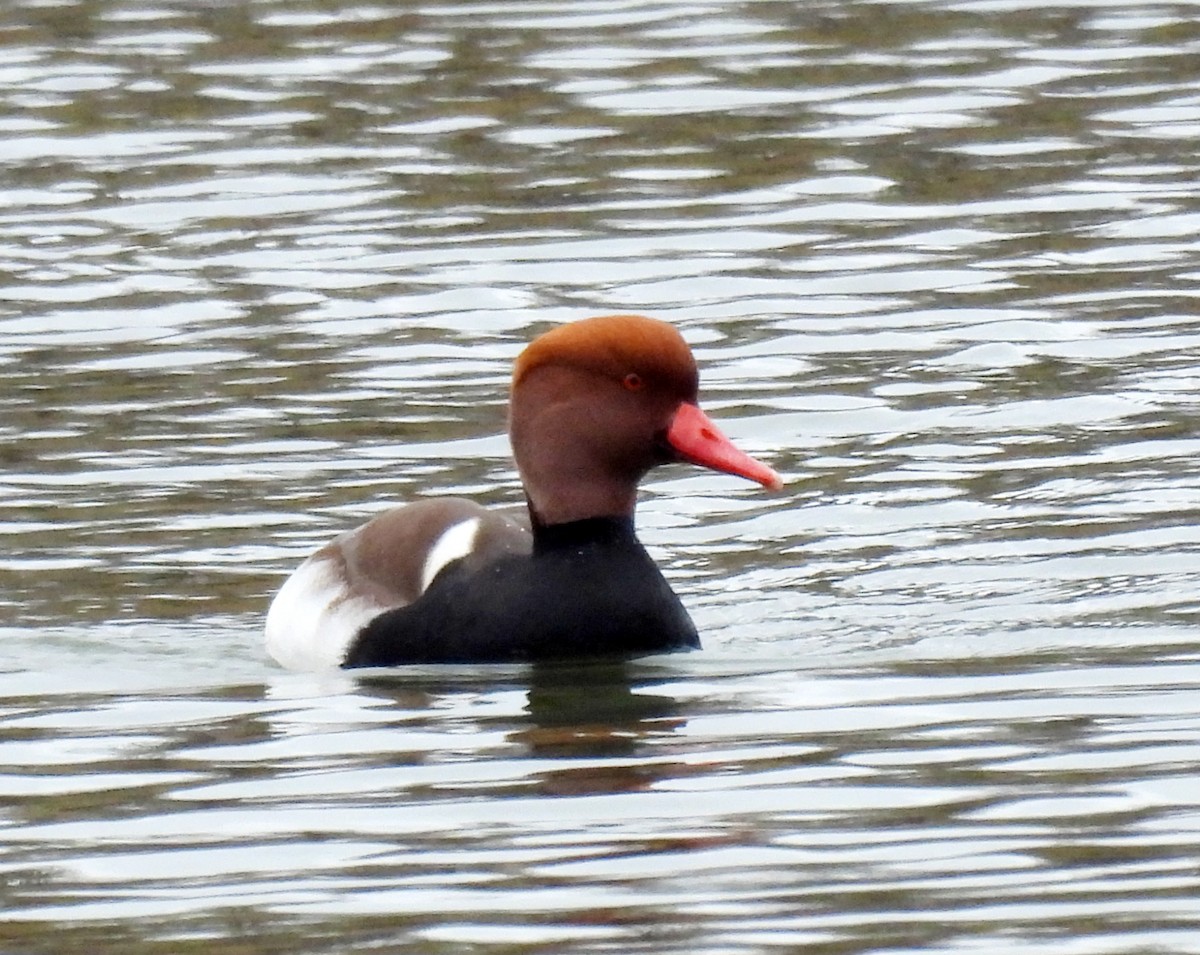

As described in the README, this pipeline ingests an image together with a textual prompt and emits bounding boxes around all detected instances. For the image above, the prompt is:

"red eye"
[622,373,644,391]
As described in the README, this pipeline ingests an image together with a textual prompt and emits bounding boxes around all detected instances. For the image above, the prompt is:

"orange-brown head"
[509,314,781,526]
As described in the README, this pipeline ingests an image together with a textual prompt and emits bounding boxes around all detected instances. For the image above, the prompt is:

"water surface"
[2,1,1199,952]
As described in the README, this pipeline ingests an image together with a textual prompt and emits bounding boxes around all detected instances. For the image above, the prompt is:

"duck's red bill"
[666,402,783,491]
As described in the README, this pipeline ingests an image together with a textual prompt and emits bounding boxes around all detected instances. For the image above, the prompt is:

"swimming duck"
[265,314,781,668]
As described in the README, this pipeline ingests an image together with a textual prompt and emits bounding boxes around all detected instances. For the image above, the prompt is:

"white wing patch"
[420,517,482,593]
[265,556,381,671]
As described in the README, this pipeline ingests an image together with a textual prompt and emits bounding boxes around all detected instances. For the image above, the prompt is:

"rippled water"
[2,0,1200,951]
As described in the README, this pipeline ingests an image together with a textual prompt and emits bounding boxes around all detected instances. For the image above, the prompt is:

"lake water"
[2,0,1200,951]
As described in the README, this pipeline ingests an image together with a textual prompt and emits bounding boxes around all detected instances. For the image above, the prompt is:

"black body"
[342,517,699,666]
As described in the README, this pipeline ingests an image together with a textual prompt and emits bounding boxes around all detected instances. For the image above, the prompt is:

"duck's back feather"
[265,499,530,670]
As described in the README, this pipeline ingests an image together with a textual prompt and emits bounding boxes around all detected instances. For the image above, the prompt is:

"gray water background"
[2,1,1200,952]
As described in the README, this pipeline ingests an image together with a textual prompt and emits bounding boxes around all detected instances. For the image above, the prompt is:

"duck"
[265,314,782,669]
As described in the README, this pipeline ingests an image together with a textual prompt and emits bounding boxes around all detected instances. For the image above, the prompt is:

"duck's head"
[509,314,782,526]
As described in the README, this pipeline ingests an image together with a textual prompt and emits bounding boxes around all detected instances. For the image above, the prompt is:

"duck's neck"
[512,415,640,527]
[531,514,638,555]
[520,477,638,529]
[509,365,647,528]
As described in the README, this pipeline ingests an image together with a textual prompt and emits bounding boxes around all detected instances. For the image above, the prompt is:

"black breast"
[342,517,699,666]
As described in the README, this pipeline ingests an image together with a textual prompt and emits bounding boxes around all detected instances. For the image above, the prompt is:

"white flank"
[265,556,382,671]
[420,517,481,593]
